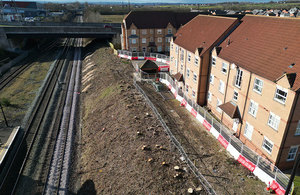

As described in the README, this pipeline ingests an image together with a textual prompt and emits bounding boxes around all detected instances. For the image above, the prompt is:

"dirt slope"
[75,43,204,194]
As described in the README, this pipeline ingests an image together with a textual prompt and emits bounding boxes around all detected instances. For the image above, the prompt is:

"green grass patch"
[98,84,120,100]
[0,56,55,123]
[101,15,124,23]
[293,176,300,195]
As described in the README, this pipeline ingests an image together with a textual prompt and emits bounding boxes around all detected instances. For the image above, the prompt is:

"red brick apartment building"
[207,15,300,169]
[121,11,199,53]
[169,15,239,106]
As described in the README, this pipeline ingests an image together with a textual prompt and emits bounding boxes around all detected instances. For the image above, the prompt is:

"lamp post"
[0,103,8,127]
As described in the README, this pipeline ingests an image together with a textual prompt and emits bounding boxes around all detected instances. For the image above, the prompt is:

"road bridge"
[0,22,121,38]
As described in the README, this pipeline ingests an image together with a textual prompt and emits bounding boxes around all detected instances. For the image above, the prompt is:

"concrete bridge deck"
[0,22,121,38]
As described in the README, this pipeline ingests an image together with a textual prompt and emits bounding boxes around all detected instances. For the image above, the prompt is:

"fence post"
[241,143,244,154]
[256,156,261,166]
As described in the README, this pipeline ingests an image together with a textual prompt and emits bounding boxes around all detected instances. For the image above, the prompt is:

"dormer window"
[131,29,136,35]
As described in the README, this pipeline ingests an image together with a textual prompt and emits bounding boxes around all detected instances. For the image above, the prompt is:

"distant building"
[1,1,45,21]
[121,11,199,53]
[208,15,300,170]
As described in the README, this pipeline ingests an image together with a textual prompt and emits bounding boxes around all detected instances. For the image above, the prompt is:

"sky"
[15,0,280,3]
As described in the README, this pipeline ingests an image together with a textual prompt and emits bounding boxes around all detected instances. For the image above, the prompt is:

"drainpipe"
[238,71,252,138]
[221,62,231,122]
[198,56,203,105]
[276,91,300,166]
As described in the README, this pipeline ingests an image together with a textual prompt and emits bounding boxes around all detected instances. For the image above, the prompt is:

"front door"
[232,120,239,132]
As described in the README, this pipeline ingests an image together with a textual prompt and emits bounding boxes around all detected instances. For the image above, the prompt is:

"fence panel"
[157,72,291,192]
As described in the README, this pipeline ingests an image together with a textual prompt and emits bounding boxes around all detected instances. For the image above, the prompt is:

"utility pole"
[285,153,300,195]
[0,103,8,127]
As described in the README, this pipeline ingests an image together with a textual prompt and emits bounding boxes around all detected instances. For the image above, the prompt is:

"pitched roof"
[123,11,199,29]
[139,60,158,70]
[217,15,300,91]
[173,15,238,55]
[3,1,37,9]
[173,72,184,82]
[219,101,242,121]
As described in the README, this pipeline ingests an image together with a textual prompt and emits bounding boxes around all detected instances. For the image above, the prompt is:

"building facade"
[207,15,300,169]
[169,15,239,106]
[121,11,199,54]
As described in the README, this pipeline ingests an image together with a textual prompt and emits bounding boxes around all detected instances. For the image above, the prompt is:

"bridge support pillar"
[0,28,15,51]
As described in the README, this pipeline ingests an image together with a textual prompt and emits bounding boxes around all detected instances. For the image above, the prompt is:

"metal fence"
[159,72,291,192]
[118,50,170,61]
[133,77,216,195]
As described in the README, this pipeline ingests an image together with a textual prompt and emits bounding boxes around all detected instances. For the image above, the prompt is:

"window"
[274,86,288,104]
[150,37,154,42]
[248,100,258,117]
[211,56,216,66]
[233,90,238,101]
[171,57,174,62]
[207,91,212,102]
[131,39,137,44]
[171,43,173,50]
[192,90,196,97]
[157,37,162,43]
[262,136,273,154]
[180,49,184,62]
[142,29,147,35]
[175,46,178,54]
[180,64,183,71]
[142,38,146,44]
[131,47,137,52]
[186,84,189,92]
[217,99,222,113]
[235,69,243,88]
[210,74,214,84]
[193,73,197,83]
[221,62,228,74]
[295,121,300,135]
[175,59,177,67]
[166,46,170,51]
[268,112,280,130]
[168,28,172,34]
[131,29,136,35]
[187,53,191,62]
[219,80,225,94]
[195,57,199,66]
[150,29,154,34]
[142,47,146,52]
[157,29,162,34]
[187,69,190,78]
[157,46,162,52]
[253,78,263,94]
[244,122,254,140]
[166,37,171,43]
[287,146,299,161]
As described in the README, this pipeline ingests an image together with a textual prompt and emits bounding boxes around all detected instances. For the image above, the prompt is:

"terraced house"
[169,15,239,106]
[121,11,199,53]
[207,15,300,169]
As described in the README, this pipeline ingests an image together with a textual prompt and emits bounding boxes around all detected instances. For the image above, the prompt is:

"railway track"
[0,38,76,195]
[0,39,60,91]
[44,38,82,195]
